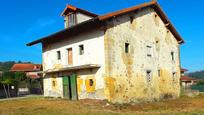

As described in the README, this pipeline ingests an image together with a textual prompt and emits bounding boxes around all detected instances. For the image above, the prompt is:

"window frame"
[79,45,84,55]
[52,80,56,87]
[172,72,176,81]
[68,13,76,27]
[125,43,130,53]
[171,51,175,61]
[89,79,94,87]
[130,16,134,24]
[146,45,153,57]
[158,69,161,77]
[146,70,152,82]
[57,51,61,60]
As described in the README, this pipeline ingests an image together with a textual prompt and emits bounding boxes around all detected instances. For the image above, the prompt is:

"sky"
[0,0,203,72]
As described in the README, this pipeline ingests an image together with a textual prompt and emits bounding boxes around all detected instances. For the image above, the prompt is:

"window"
[52,80,56,87]
[155,40,160,52]
[130,16,134,24]
[146,70,152,82]
[147,45,153,57]
[64,16,69,28]
[158,69,161,77]
[57,51,61,60]
[171,51,175,61]
[89,79,94,86]
[125,43,130,53]
[173,72,176,81]
[68,13,76,27]
[79,45,84,55]
[85,78,95,93]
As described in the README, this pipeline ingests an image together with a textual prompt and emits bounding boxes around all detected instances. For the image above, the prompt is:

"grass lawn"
[0,94,204,115]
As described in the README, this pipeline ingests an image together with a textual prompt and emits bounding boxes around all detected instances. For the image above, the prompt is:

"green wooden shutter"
[63,76,69,99]
[70,74,78,100]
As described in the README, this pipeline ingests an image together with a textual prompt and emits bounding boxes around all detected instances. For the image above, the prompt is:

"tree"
[0,72,16,98]
[0,61,15,72]
[0,80,8,98]
[0,79,13,98]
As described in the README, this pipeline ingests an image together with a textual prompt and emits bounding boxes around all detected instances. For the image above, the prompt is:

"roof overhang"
[181,68,188,72]
[26,18,102,46]
[61,5,98,17]
[27,1,184,46]
[180,76,197,81]
[98,0,184,44]
[43,64,101,74]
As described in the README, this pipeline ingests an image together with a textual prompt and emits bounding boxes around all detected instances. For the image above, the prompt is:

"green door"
[70,74,78,100]
[63,76,70,99]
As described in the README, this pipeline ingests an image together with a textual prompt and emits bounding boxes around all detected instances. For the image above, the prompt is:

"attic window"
[125,43,130,53]
[68,13,76,27]
[130,16,134,24]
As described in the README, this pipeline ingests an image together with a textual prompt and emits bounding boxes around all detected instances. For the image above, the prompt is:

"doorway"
[63,74,78,100]
[68,48,73,65]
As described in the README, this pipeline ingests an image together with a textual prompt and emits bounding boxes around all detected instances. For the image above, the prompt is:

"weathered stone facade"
[103,8,181,103]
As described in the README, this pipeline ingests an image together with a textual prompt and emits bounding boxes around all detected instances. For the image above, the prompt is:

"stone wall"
[103,8,181,103]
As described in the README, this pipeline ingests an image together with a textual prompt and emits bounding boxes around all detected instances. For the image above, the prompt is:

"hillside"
[187,70,204,80]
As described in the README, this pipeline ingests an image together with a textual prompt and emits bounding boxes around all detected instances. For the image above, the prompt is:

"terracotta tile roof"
[180,76,196,81]
[27,1,184,46]
[61,5,98,17]
[181,68,188,73]
[98,1,155,20]
[10,64,42,72]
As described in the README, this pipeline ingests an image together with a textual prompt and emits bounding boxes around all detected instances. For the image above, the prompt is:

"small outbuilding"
[10,63,43,95]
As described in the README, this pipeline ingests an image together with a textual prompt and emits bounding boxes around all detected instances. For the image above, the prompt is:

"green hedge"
[191,85,204,92]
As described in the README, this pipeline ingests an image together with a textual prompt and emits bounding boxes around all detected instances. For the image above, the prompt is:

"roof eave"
[27,1,184,46]
[98,1,184,44]
[26,18,101,46]
[98,1,156,21]
[152,3,184,44]
[61,5,98,17]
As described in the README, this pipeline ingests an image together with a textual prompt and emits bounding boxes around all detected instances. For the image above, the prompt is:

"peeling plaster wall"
[42,29,105,71]
[103,8,181,103]
[42,29,106,99]
[76,68,106,100]
[43,75,63,98]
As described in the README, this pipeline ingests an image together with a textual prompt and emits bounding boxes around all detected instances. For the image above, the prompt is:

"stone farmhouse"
[27,1,184,103]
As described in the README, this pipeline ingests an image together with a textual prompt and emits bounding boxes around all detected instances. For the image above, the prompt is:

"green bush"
[197,80,204,85]
[191,85,204,92]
